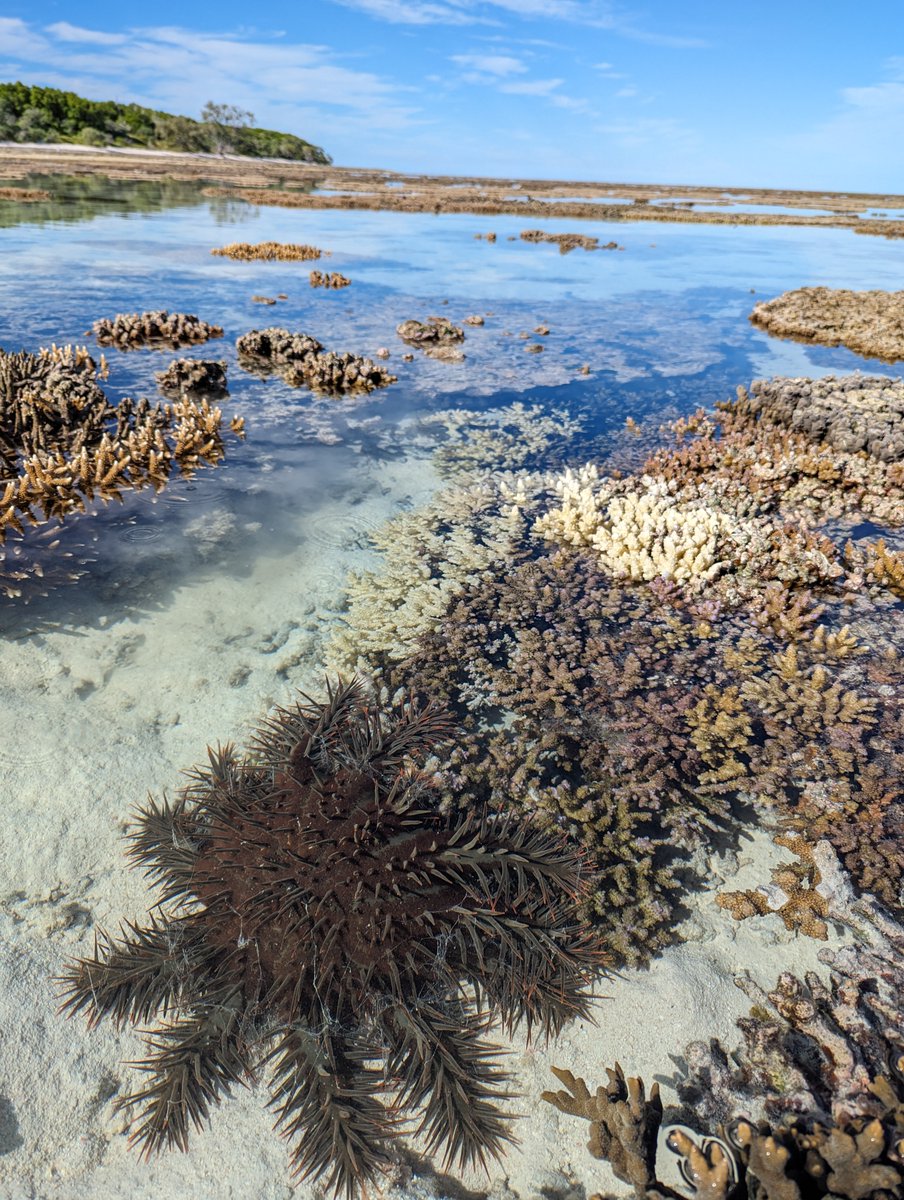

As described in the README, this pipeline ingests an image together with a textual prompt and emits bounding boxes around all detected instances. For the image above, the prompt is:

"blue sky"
[1,2,902,191]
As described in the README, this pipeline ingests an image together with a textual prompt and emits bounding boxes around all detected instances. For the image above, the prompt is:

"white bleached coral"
[534,468,745,584]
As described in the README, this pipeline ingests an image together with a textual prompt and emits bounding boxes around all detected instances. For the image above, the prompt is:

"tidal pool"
[0,178,901,1200]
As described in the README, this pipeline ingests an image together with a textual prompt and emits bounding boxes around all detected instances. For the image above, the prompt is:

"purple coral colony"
[0,174,901,1200]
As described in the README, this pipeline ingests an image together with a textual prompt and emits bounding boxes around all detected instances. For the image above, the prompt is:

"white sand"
[0,451,851,1200]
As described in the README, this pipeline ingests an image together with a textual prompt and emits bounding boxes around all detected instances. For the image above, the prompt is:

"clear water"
[1,177,902,1198]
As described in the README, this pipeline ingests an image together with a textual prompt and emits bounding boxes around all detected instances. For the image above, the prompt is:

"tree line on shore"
[0,83,331,163]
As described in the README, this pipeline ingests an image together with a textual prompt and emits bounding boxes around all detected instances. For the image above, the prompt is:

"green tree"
[200,101,255,155]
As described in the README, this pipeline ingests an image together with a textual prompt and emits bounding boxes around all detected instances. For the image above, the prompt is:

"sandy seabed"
[0,443,851,1200]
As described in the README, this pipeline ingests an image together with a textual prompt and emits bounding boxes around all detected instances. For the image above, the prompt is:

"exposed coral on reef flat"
[733,375,904,461]
[211,241,323,261]
[0,343,243,597]
[155,358,228,398]
[309,269,350,288]
[61,679,606,1198]
[519,230,614,252]
[397,318,466,361]
[93,311,223,350]
[328,379,904,961]
[750,287,904,362]
[237,326,396,396]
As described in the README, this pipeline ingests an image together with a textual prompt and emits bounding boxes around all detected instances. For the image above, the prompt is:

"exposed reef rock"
[519,229,610,252]
[210,241,323,261]
[155,358,228,398]
[61,679,607,1198]
[0,186,51,201]
[750,287,904,362]
[397,318,466,362]
[93,311,223,350]
[731,375,904,462]
[0,343,243,597]
[309,269,350,288]
[543,889,904,1200]
[236,326,396,396]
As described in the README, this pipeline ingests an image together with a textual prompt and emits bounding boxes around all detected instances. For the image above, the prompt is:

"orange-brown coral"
[211,241,323,261]
[309,269,350,288]
[236,327,396,396]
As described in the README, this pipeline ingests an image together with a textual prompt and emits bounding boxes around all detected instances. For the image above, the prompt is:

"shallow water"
[0,179,902,1199]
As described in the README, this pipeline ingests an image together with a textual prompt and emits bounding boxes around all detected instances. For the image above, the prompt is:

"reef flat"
[2,144,904,236]
[0,174,902,1200]
[751,286,904,361]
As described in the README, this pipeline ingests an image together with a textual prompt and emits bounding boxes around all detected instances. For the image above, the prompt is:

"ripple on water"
[304,511,381,551]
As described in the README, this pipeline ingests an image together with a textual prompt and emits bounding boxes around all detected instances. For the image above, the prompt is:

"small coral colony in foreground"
[61,679,606,1197]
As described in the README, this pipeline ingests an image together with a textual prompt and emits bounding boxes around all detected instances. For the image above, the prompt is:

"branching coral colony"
[543,881,904,1200]
[327,374,903,964]
[237,327,396,396]
[61,679,607,1198]
[0,344,243,598]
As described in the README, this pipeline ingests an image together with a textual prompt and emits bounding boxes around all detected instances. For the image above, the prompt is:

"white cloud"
[615,86,638,97]
[44,22,127,45]
[500,77,562,95]
[331,0,708,42]
[775,58,904,189]
[0,20,423,159]
[450,53,527,75]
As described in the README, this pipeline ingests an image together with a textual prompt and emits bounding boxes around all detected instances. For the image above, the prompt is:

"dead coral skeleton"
[544,900,904,1200]
[397,318,466,361]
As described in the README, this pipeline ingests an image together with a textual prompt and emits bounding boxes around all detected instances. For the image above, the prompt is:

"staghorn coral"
[845,538,904,598]
[155,359,228,398]
[750,287,904,363]
[645,391,904,528]
[93,311,223,350]
[236,327,395,396]
[211,241,323,261]
[61,679,606,1198]
[328,383,904,961]
[309,269,351,288]
[428,403,585,478]
[0,344,243,601]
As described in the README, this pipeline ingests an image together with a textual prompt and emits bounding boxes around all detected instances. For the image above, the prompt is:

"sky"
[1,1,902,191]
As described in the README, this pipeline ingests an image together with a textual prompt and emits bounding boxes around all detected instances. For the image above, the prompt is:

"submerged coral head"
[61,677,607,1198]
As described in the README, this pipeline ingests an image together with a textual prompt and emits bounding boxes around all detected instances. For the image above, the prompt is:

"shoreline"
[2,144,903,236]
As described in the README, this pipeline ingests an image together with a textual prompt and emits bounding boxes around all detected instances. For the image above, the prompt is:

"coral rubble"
[750,287,904,362]
[93,311,223,350]
[519,230,600,252]
[61,679,606,1197]
[236,327,395,396]
[210,241,323,261]
[309,269,350,288]
[155,359,228,398]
